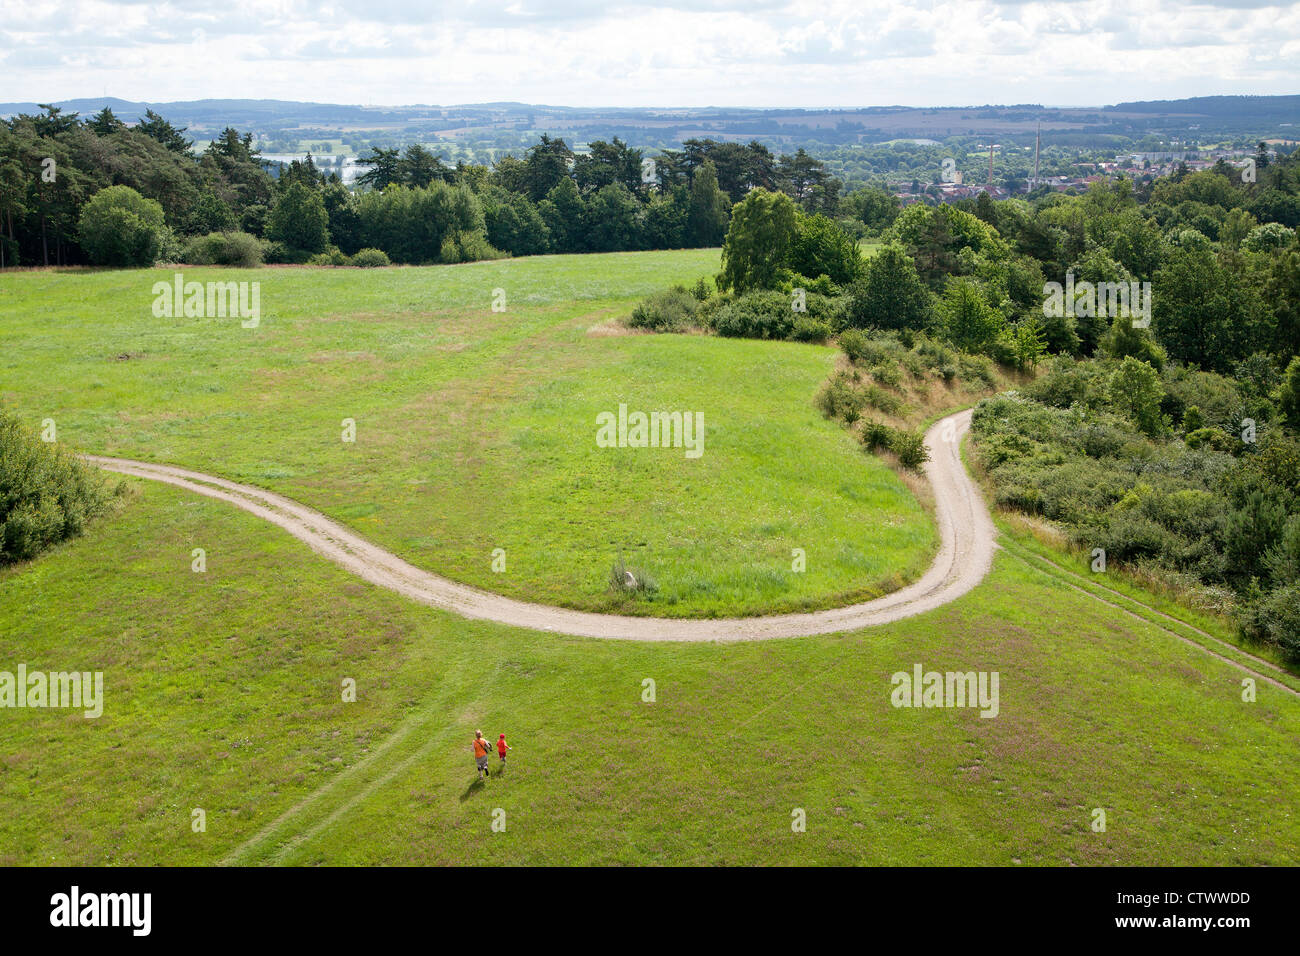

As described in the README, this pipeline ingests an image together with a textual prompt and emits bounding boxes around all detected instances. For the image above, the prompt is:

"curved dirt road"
[84,408,995,642]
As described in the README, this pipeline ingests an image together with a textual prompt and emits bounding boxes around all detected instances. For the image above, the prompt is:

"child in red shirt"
[497,733,511,771]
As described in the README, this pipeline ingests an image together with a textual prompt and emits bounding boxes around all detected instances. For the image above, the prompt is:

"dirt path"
[84,408,996,642]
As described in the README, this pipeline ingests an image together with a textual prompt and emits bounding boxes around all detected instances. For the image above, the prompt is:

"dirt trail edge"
[84,408,995,642]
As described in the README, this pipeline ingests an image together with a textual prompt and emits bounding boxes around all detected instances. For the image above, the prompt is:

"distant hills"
[3,95,1296,149]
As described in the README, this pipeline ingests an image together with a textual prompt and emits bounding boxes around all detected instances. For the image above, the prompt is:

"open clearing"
[0,252,936,618]
[81,407,993,640]
[2,249,1297,866]
[2,473,1296,865]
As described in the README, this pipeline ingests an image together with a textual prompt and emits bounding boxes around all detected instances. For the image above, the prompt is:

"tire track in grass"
[1001,541,1299,697]
[221,664,469,866]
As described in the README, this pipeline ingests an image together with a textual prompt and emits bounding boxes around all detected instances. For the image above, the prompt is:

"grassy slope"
[1,478,1296,866]
[0,253,935,617]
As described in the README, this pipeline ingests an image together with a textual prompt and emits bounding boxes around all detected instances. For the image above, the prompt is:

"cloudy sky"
[2,0,1297,108]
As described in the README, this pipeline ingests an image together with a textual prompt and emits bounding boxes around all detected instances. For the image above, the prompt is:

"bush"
[0,413,114,564]
[306,247,351,267]
[871,362,902,388]
[815,373,865,424]
[1239,584,1300,660]
[957,353,996,388]
[263,242,313,265]
[1242,222,1295,253]
[865,385,903,414]
[439,230,506,264]
[859,418,929,470]
[182,231,264,267]
[791,315,832,343]
[838,329,904,367]
[628,287,700,333]
[711,291,796,340]
[888,429,930,469]
[77,185,167,267]
[1109,356,1167,438]
[860,419,892,451]
[350,248,391,268]
[1184,427,1236,453]
[788,212,862,285]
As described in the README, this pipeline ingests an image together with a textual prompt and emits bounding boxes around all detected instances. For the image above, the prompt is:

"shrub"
[1184,427,1236,453]
[628,287,700,333]
[1242,222,1295,253]
[860,419,892,451]
[938,278,1004,352]
[957,354,996,388]
[1108,356,1167,438]
[0,413,114,564]
[864,385,903,415]
[888,429,930,469]
[838,330,904,367]
[711,291,796,340]
[182,231,264,267]
[858,419,928,470]
[307,247,351,267]
[791,273,839,297]
[791,315,832,343]
[815,374,865,424]
[439,230,505,264]
[838,329,870,364]
[871,362,902,388]
[1023,356,1104,409]
[77,185,167,267]
[1239,584,1300,660]
[788,212,862,285]
[263,242,313,265]
[351,248,391,268]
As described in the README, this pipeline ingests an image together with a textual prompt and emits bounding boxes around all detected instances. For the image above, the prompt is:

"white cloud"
[0,0,1296,106]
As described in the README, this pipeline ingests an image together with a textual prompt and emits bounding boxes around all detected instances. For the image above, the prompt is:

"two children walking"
[472,730,511,780]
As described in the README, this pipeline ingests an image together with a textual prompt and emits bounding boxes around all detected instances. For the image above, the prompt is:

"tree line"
[630,149,1300,655]
[0,105,877,269]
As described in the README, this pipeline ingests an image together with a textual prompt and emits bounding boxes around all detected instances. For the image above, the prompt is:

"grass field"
[2,249,1297,867]
[1,475,1296,865]
[0,252,936,617]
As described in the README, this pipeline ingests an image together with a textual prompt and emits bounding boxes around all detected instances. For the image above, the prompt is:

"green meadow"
[2,248,1297,867]
[0,252,934,617]
[1,477,1295,866]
